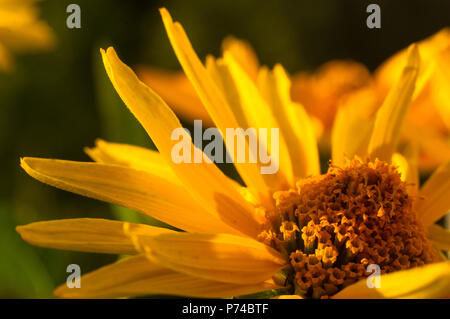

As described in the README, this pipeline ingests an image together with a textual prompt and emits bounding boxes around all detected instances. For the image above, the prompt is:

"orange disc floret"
[258,158,437,298]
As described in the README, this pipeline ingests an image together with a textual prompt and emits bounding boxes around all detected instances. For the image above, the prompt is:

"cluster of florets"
[258,159,436,298]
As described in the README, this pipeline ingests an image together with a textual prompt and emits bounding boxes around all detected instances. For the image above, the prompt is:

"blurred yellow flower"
[17,8,450,299]
[0,0,55,71]
[295,28,450,170]
[290,60,372,136]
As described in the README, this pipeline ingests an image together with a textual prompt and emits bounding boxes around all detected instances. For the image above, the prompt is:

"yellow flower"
[0,0,55,71]
[17,8,450,299]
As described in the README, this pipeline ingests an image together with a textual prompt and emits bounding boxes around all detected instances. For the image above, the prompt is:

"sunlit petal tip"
[406,43,420,69]
[159,7,172,20]
[20,157,40,178]
[273,63,288,76]
[105,46,117,58]
[15,225,25,236]
[101,47,124,72]
[83,146,95,159]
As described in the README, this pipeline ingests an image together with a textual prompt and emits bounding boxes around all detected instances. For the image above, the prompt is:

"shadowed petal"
[427,224,450,251]
[416,161,450,226]
[333,261,450,299]
[130,231,286,284]
[54,254,279,298]
[16,218,172,254]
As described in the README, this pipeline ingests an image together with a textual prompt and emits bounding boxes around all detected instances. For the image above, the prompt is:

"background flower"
[0,0,55,71]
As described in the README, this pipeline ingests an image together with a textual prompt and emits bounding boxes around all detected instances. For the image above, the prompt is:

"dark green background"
[0,0,449,298]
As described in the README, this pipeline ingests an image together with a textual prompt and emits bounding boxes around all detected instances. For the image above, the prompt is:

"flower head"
[260,159,438,298]
[17,8,450,299]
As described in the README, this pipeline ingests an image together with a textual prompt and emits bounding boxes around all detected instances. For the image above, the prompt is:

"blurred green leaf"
[0,202,54,298]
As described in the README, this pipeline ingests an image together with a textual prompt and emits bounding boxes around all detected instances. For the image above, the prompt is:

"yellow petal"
[136,66,213,125]
[402,123,450,170]
[131,232,286,284]
[145,254,282,286]
[392,153,409,181]
[158,10,237,131]
[159,8,274,207]
[101,46,260,237]
[427,224,450,251]
[221,36,259,81]
[16,218,171,254]
[415,161,450,226]
[333,261,450,299]
[85,139,180,184]
[368,44,420,162]
[331,87,378,166]
[391,143,419,196]
[430,47,450,130]
[258,64,320,179]
[54,254,278,298]
[20,157,237,234]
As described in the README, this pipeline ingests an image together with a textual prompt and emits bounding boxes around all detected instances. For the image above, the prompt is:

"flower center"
[258,159,437,299]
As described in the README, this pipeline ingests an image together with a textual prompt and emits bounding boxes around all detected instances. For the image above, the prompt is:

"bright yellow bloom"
[0,0,55,71]
[17,8,450,299]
